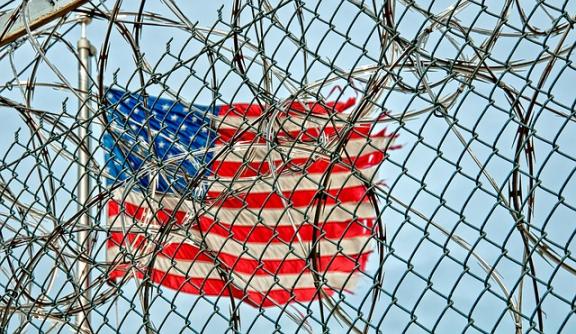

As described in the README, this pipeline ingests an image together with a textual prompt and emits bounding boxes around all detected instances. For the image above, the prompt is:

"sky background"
[0,0,575,333]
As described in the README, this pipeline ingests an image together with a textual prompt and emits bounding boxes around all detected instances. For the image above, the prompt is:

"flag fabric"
[103,88,399,307]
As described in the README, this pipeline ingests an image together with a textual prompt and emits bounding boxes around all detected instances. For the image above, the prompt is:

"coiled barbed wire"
[0,0,574,333]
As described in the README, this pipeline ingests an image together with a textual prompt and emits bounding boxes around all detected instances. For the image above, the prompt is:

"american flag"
[103,88,399,307]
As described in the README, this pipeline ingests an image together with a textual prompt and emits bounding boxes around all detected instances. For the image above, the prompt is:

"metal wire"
[0,0,575,333]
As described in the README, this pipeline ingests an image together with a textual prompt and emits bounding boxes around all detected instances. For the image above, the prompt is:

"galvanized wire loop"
[0,0,575,333]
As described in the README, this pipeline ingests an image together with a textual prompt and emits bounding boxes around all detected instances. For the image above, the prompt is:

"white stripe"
[108,191,377,227]
[110,188,195,211]
[215,113,354,132]
[207,165,378,193]
[107,245,363,292]
[107,216,372,260]
[203,202,376,226]
[212,135,393,164]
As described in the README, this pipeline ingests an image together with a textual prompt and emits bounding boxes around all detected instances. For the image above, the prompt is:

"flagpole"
[77,13,94,333]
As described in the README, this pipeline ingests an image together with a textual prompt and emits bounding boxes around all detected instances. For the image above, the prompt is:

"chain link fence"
[0,0,575,333]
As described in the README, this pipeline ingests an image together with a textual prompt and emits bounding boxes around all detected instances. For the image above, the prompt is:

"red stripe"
[287,97,356,115]
[109,268,342,307]
[217,98,356,118]
[218,103,267,117]
[108,215,373,244]
[108,236,371,275]
[215,128,261,144]
[194,216,374,243]
[215,124,394,145]
[108,186,372,215]
[207,184,371,209]
[107,232,147,250]
[211,150,385,178]
[108,200,186,226]
[161,244,372,274]
[108,200,374,231]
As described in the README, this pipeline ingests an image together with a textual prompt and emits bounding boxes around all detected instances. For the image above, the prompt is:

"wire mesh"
[0,0,575,333]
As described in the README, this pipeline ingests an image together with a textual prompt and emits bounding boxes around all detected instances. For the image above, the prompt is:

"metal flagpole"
[77,13,94,333]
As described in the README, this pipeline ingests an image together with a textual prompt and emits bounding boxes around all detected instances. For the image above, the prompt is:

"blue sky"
[0,0,575,333]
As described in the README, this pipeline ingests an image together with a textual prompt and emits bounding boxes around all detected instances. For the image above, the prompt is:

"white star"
[158,141,166,148]
[181,124,188,130]
[170,115,178,121]
[162,104,170,111]
[191,116,198,123]
[201,127,207,133]
[106,93,114,99]
[130,124,138,131]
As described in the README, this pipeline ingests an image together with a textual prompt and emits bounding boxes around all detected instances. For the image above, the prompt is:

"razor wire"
[0,0,575,333]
